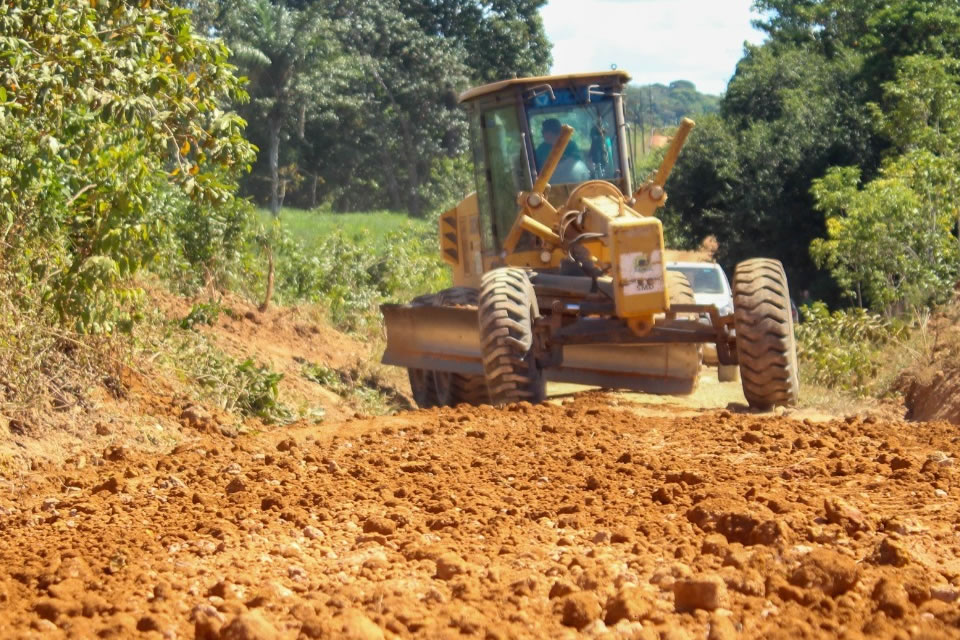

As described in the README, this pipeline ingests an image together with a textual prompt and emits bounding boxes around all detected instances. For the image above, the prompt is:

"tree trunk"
[407,158,422,217]
[371,69,420,215]
[268,118,282,216]
[310,173,319,209]
[259,246,275,313]
[378,143,403,210]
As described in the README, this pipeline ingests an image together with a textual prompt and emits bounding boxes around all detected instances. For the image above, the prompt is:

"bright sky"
[540,0,768,95]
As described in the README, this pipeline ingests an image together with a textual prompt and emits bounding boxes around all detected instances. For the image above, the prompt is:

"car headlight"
[717,301,734,317]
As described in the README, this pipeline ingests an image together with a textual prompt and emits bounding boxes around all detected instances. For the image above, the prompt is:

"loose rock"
[674,575,728,611]
[605,586,654,624]
[559,592,602,629]
[219,611,279,640]
[788,549,859,596]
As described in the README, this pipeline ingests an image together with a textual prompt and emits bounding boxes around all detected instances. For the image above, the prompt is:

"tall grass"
[256,207,450,333]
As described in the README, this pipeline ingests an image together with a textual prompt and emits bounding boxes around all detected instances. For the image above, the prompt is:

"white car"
[666,262,739,381]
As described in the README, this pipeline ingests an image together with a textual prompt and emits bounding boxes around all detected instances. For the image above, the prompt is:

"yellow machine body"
[439,192,484,289]
[608,214,668,318]
[382,71,703,395]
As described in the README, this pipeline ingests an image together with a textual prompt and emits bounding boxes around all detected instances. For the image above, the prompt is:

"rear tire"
[666,271,701,391]
[479,268,545,405]
[732,258,799,409]
[666,269,696,309]
[407,288,490,408]
[408,368,440,408]
[407,291,442,409]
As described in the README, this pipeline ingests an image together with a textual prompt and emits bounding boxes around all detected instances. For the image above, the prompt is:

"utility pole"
[647,87,655,146]
[638,100,646,156]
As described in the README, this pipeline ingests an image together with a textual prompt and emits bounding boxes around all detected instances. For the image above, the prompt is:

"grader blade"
[381,303,700,394]
[548,343,700,394]
[380,303,484,376]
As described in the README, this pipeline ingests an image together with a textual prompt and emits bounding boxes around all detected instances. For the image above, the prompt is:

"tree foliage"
[811,56,960,311]
[311,0,471,215]
[219,0,336,214]
[663,44,873,295]
[182,0,550,216]
[664,0,960,305]
[398,0,551,82]
[625,81,719,131]
[0,0,254,332]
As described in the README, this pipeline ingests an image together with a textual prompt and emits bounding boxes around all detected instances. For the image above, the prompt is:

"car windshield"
[668,266,725,294]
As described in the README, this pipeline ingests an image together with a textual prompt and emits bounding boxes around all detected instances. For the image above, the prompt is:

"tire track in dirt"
[1,395,959,639]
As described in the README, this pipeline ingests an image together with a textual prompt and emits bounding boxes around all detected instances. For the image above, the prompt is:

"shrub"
[179,300,233,330]
[154,325,293,424]
[269,217,449,332]
[795,301,903,394]
[0,0,254,332]
[302,361,403,415]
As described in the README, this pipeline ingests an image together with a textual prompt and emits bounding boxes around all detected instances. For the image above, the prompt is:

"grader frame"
[381,71,799,409]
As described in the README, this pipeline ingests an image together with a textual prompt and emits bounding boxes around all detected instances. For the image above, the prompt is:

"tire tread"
[733,258,799,409]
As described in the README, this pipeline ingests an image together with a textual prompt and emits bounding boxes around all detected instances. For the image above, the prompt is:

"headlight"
[717,301,734,317]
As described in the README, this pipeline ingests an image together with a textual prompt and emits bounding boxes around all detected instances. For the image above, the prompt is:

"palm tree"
[221,0,335,215]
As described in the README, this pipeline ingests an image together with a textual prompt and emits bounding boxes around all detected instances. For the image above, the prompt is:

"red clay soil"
[150,290,389,423]
[903,371,960,425]
[1,395,959,639]
[899,303,960,426]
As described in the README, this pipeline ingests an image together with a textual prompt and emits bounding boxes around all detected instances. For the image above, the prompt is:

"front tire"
[732,259,799,409]
[666,270,701,392]
[478,268,545,405]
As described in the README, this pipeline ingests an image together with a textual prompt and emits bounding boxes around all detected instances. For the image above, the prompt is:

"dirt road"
[1,383,959,639]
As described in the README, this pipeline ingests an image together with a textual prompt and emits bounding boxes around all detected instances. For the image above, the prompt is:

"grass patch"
[257,208,432,247]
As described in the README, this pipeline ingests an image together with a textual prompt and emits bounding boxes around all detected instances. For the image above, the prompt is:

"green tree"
[752,0,887,54]
[398,0,551,82]
[754,0,960,88]
[811,156,960,310]
[662,44,873,297]
[873,55,960,155]
[0,0,254,331]
[220,0,337,215]
[647,0,960,304]
[810,55,960,311]
[298,0,471,215]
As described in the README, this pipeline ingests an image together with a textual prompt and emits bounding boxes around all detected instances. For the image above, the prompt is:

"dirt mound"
[176,292,406,420]
[903,370,960,424]
[0,289,408,474]
[900,301,960,424]
[1,395,958,638]
[664,235,718,264]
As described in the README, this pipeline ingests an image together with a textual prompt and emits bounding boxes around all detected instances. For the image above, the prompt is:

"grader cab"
[381,71,799,409]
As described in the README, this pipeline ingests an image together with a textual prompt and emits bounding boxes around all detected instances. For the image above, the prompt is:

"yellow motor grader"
[381,71,799,409]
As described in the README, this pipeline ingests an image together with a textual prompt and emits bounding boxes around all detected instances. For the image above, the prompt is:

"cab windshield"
[527,88,621,183]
